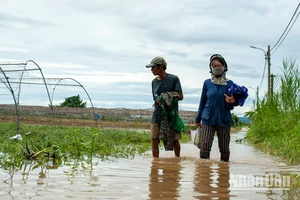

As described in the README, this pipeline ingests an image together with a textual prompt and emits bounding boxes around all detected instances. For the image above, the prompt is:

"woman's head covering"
[209,54,229,85]
[209,54,228,73]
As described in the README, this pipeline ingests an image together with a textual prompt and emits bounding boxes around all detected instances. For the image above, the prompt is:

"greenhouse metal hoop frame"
[0,60,97,135]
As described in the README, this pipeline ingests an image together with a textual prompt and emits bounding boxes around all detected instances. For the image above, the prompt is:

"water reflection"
[1,132,300,199]
[193,161,230,199]
[148,158,182,199]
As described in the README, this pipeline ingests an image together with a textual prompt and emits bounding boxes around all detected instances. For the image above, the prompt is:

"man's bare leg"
[174,140,180,157]
[152,139,160,158]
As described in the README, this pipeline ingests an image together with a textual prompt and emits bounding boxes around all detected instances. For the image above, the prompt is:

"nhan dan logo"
[230,173,291,190]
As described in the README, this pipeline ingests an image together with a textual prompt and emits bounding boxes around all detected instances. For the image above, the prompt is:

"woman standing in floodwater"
[195,54,239,162]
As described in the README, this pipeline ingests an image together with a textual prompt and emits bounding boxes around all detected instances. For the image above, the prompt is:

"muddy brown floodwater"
[0,129,299,200]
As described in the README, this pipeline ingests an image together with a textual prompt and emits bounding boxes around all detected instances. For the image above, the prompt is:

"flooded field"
[0,130,299,200]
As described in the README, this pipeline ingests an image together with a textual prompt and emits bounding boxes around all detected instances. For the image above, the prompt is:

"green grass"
[0,122,191,167]
[246,58,300,164]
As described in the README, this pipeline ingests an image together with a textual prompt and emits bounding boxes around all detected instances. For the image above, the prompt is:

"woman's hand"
[195,122,202,129]
[224,93,235,103]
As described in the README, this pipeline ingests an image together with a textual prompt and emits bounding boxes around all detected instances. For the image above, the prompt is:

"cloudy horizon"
[1,0,300,116]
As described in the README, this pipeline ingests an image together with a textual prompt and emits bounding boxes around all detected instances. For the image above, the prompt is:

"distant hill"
[239,116,250,124]
[0,104,197,124]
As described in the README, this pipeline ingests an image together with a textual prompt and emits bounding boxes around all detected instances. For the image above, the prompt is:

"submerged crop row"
[0,122,191,168]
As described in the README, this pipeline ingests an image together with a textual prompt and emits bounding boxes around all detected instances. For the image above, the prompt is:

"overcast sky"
[1,0,300,116]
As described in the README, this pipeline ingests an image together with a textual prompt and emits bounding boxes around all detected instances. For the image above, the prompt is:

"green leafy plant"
[246,58,300,164]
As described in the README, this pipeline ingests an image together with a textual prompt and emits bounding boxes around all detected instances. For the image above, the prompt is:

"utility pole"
[270,74,276,98]
[249,86,259,110]
[250,45,271,96]
[256,85,259,108]
[267,45,271,96]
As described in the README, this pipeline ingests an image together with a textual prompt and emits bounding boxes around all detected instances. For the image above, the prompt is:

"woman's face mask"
[212,66,224,76]
[211,60,225,76]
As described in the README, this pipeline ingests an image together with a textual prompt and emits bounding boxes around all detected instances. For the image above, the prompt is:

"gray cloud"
[0,13,56,28]
[167,50,188,58]
[1,0,299,116]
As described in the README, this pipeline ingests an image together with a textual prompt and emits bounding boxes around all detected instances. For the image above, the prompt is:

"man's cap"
[145,56,167,68]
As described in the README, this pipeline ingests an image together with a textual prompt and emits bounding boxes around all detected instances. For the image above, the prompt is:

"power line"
[272,11,300,55]
[271,3,300,51]
[251,3,300,97]
[259,59,267,89]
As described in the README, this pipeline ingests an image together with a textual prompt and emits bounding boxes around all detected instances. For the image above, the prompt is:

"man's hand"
[156,99,162,106]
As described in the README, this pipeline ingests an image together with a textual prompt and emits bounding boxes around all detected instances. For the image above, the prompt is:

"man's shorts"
[150,123,182,140]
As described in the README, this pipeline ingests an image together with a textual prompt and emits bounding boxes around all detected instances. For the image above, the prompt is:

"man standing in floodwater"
[146,56,184,158]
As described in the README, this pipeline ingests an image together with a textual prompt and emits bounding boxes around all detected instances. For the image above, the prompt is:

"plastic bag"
[171,110,185,133]
[191,127,201,149]
[9,134,22,141]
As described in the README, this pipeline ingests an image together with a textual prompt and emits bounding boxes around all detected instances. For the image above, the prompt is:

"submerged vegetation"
[0,122,190,168]
[246,59,300,164]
